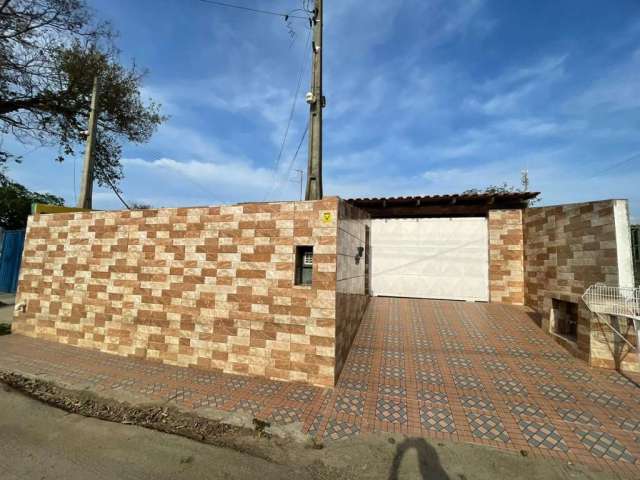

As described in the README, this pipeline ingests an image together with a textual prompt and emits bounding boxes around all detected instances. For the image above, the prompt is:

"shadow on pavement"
[388,437,450,480]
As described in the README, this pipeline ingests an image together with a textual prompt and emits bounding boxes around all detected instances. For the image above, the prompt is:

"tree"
[462,183,519,196]
[0,171,64,229]
[129,202,152,210]
[0,0,165,191]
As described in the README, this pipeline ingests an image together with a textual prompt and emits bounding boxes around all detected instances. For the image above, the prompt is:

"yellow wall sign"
[32,204,91,215]
[322,212,333,224]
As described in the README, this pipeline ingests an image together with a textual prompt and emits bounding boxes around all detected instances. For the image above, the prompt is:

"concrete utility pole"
[78,76,99,209]
[305,0,324,200]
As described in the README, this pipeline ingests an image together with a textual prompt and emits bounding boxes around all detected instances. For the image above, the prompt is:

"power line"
[264,28,311,199]
[278,122,309,197]
[590,152,640,178]
[196,0,308,19]
[102,175,131,210]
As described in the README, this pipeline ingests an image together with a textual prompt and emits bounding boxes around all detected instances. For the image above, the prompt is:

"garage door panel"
[370,218,489,301]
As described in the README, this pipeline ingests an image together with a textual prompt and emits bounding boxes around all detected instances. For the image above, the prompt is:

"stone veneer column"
[488,209,525,305]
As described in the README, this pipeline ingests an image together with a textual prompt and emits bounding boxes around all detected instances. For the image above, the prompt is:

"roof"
[345,192,540,218]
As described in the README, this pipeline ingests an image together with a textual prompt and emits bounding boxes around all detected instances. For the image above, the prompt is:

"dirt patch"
[0,372,271,457]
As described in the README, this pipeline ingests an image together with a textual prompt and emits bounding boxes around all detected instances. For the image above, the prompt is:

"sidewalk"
[2,297,640,478]
[0,292,15,325]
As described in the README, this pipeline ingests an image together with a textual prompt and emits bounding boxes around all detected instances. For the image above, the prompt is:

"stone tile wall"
[523,200,638,371]
[488,209,525,305]
[335,201,370,378]
[13,198,341,387]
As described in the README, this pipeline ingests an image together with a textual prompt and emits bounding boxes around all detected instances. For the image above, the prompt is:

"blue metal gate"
[0,230,26,293]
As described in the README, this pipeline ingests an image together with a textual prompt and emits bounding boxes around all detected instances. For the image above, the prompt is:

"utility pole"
[294,169,304,200]
[78,76,99,209]
[305,0,324,200]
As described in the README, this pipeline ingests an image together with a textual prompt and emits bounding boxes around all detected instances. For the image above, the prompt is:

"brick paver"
[2,297,640,476]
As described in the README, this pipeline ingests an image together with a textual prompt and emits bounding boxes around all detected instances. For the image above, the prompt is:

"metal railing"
[582,284,640,353]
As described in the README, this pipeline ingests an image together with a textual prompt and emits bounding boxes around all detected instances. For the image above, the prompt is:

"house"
[11,194,638,387]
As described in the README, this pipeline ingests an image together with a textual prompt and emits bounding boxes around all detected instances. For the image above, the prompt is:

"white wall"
[614,200,635,288]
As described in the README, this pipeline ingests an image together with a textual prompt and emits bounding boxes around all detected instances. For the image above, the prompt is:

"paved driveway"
[1,297,639,476]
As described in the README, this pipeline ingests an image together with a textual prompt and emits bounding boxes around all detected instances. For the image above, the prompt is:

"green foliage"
[462,183,519,195]
[0,173,64,230]
[0,0,166,190]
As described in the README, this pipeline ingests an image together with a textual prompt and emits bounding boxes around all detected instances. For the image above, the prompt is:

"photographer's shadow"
[388,437,449,480]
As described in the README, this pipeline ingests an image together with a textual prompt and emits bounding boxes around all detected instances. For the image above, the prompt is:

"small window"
[295,246,313,286]
[552,299,578,342]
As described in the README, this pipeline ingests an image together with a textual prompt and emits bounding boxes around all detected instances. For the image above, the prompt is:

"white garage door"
[370,218,489,301]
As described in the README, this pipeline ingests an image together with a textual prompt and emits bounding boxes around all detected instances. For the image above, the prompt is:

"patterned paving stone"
[337,378,368,392]
[193,394,229,409]
[138,383,168,395]
[167,388,194,402]
[225,377,249,390]
[475,344,497,355]
[287,386,318,402]
[454,375,484,390]
[192,373,218,385]
[519,420,569,451]
[416,370,444,386]
[413,352,436,363]
[610,416,640,432]
[541,351,571,362]
[556,408,602,427]
[335,393,365,416]
[506,347,532,358]
[347,361,372,375]
[324,419,360,441]
[252,382,283,396]
[381,365,405,379]
[414,339,434,349]
[383,350,405,360]
[417,390,449,404]
[520,363,551,378]
[563,369,593,382]
[482,360,509,372]
[234,399,262,416]
[351,346,373,356]
[420,407,456,433]
[443,341,465,353]
[494,378,528,396]
[467,413,510,443]
[461,395,495,411]
[378,384,407,397]
[508,402,546,419]
[111,378,136,389]
[447,356,472,369]
[538,384,576,402]
[585,390,626,409]
[606,373,639,388]
[269,407,303,424]
[376,398,408,424]
[574,429,637,464]
[306,415,324,437]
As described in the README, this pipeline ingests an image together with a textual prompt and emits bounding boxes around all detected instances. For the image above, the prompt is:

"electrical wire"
[264,27,311,200]
[590,152,640,178]
[102,175,131,210]
[278,122,309,198]
[196,0,308,19]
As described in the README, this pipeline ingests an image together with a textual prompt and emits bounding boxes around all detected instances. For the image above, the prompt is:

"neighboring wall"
[523,200,637,370]
[335,201,370,378]
[488,209,525,305]
[13,198,340,387]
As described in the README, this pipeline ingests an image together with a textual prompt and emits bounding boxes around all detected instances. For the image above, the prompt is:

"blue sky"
[4,0,640,221]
